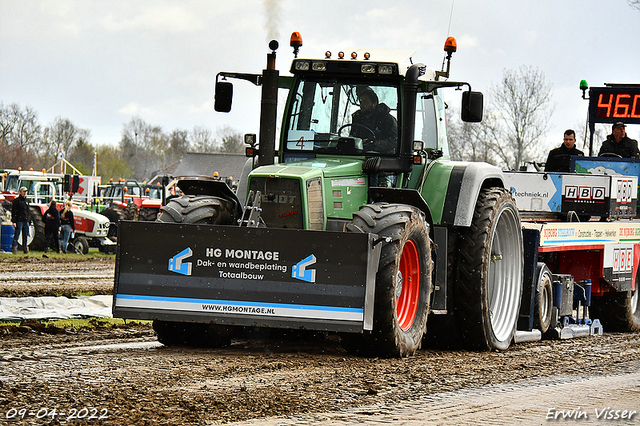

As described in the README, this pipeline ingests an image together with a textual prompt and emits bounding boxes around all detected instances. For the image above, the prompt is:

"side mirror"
[461,90,483,123]
[214,81,233,112]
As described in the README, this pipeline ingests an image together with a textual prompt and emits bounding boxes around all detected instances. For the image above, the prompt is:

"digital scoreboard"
[589,86,640,125]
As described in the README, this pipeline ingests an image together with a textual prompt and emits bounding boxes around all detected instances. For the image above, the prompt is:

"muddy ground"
[0,254,639,425]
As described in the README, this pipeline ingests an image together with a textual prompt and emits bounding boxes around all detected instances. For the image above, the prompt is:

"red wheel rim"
[397,239,420,331]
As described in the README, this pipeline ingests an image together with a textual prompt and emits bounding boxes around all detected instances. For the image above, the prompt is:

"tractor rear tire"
[343,203,432,358]
[24,207,46,251]
[99,207,124,239]
[124,201,138,221]
[590,289,640,332]
[153,320,232,348]
[534,263,554,334]
[138,206,159,222]
[158,195,235,225]
[454,188,523,351]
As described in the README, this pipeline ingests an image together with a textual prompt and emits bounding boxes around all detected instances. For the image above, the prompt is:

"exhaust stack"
[258,40,279,166]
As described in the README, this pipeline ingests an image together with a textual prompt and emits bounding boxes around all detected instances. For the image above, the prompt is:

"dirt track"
[0,255,639,425]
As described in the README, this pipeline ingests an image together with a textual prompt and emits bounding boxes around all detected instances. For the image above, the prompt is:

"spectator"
[59,201,75,254]
[44,200,61,253]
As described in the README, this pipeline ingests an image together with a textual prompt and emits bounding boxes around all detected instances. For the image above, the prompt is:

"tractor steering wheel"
[338,123,376,141]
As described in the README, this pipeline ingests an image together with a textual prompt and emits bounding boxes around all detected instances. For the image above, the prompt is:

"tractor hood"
[250,157,364,180]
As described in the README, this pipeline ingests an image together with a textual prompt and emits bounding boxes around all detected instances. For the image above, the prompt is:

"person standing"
[598,122,640,158]
[544,129,584,172]
[59,201,76,253]
[11,186,31,254]
[44,200,61,253]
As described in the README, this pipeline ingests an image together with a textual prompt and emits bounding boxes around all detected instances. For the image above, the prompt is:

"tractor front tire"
[343,203,432,358]
[454,188,523,351]
[157,195,235,225]
[25,207,46,251]
[152,195,239,348]
[71,236,90,255]
[534,263,554,334]
[153,320,232,348]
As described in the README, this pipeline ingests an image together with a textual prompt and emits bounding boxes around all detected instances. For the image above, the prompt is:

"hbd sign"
[564,185,606,201]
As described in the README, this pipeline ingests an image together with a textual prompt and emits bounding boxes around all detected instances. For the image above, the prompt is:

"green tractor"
[113,34,523,357]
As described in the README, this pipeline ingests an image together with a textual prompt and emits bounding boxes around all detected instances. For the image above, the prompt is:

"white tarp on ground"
[0,295,113,321]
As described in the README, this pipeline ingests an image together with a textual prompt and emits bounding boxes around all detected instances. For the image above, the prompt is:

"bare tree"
[447,107,498,165]
[488,66,555,170]
[217,124,244,154]
[189,125,217,153]
[119,117,168,180]
[0,103,42,168]
[40,117,92,168]
[167,129,189,164]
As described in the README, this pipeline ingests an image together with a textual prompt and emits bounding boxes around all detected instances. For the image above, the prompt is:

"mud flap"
[113,221,380,333]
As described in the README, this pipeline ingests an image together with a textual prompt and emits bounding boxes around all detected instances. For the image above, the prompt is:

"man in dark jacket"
[544,129,584,172]
[350,87,398,154]
[598,122,640,158]
[44,200,61,253]
[11,186,31,254]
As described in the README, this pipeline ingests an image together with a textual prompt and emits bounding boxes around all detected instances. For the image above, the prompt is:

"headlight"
[312,61,326,71]
[361,64,376,74]
[294,61,310,71]
[379,65,393,74]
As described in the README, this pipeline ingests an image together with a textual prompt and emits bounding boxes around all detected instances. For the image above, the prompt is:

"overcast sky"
[1,0,639,161]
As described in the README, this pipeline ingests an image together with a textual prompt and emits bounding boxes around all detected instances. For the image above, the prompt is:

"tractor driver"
[350,87,399,187]
[350,87,398,154]
[598,122,640,158]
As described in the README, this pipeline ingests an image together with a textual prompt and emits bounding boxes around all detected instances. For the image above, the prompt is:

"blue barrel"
[1,224,15,252]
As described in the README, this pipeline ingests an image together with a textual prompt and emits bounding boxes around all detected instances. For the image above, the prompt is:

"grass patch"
[0,248,114,261]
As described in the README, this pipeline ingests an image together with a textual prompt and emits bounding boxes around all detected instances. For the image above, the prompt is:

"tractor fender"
[439,162,505,227]
[369,187,434,231]
[177,177,243,219]
[235,158,255,207]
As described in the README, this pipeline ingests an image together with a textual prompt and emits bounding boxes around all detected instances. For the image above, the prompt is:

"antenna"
[447,0,455,36]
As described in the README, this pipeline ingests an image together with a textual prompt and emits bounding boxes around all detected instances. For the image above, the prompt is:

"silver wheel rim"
[540,274,552,325]
[487,206,523,342]
[632,288,639,316]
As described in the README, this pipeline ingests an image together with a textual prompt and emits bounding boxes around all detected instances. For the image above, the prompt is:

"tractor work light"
[379,65,394,75]
[312,61,327,71]
[291,59,398,76]
[361,64,376,74]
[294,61,310,71]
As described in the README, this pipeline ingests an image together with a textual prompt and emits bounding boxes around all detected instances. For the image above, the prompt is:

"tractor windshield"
[283,78,399,158]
